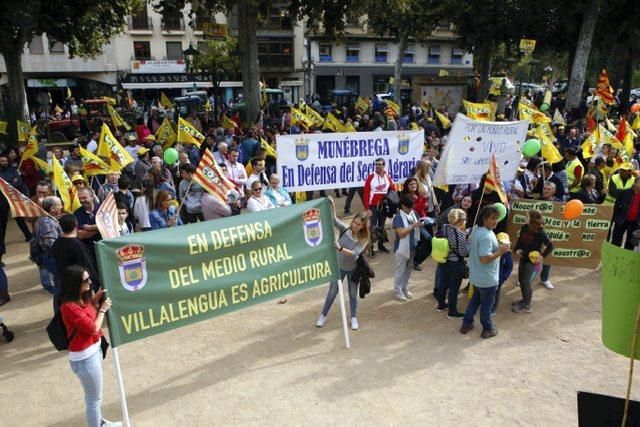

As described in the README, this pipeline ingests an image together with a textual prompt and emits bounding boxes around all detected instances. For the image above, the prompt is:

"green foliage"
[367,0,443,41]
[194,36,240,84]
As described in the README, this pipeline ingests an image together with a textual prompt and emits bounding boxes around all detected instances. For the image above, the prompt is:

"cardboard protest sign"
[96,199,340,347]
[601,241,640,360]
[506,200,612,269]
[276,130,423,192]
[433,113,528,185]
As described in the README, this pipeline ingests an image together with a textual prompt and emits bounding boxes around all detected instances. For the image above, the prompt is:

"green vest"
[604,173,634,205]
[566,159,582,193]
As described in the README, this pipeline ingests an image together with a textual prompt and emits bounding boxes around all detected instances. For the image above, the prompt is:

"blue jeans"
[321,269,358,318]
[463,285,497,331]
[69,349,103,427]
[370,208,387,247]
[0,265,7,293]
[437,260,464,314]
[434,263,443,291]
[540,265,551,282]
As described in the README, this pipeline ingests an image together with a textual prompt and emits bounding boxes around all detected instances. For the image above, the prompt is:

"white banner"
[433,113,529,185]
[276,130,424,192]
[131,60,186,74]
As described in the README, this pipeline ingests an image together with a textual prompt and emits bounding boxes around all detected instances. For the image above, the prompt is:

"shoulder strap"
[449,225,464,261]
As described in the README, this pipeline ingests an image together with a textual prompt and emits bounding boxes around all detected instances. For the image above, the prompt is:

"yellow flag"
[52,156,80,213]
[438,69,450,77]
[97,123,134,170]
[463,100,493,121]
[632,113,640,131]
[160,92,174,109]
[66,87,72,100]
[32,156,52,173]
[421,99,430,112]
[155,117,177,150]
[435,111,451,129]
[581,128,599,159]
[623,131,635,155]
[355,96,370,113]
[385,99,400,116]
[260,137,277,158]
[80,147,112,176]
[17,120,31,142]
[598,124,623,149]
[553,109,565,125]
[177,117,204,147]
[605,117,618,133]
[534,124,562,164]
[302,105,324,127]
[22,126,39,160]
[0,121,6,134]
[343,122,357,132]
[290,106,313,129]
[518,102,537,121]
[323,113,345,132]
[107,105,131,131]
[222,115,238,131]
[295,192,306,203]
[101,96,117,106]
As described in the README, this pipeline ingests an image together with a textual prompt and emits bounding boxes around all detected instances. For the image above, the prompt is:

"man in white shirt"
[124,135,140,158]
[85,131,99,153]
[225,147,247,198]
[245,158,268,192]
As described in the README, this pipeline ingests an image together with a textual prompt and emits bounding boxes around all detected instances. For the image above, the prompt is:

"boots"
[1,323,14,342]
[0,290,10,306]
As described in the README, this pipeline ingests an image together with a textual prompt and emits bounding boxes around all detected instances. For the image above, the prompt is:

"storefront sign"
[131,60,186,74]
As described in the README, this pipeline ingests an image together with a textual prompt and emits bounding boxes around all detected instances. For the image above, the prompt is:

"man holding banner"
[363,158,395,254]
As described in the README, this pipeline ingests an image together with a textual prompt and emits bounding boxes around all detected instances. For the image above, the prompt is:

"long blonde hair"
[351,212,370,243]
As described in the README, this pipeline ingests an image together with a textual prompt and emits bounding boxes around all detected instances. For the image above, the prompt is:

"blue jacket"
[498,251,514,286]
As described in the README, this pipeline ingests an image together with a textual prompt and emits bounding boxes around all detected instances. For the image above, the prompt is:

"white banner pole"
[336,278,351,349]
[111,347,131,427]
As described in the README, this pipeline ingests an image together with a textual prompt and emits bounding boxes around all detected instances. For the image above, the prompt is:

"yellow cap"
[496,232,510,244]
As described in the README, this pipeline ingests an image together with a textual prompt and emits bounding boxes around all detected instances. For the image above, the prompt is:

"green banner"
[96,199,340,347]
[601,241,640,359]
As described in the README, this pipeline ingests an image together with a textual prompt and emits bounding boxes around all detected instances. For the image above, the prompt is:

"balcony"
[127,16,153,34]
[319,54,332,62]
[346,55,359,63]
[161,17,185,34]
[375,55,388,63]
[259,16,293,32]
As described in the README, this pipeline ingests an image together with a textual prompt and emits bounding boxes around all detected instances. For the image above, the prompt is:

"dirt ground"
[0,195,637,426]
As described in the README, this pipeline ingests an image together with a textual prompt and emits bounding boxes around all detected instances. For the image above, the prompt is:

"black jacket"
[613,189,640,225]
[351,253,375,299]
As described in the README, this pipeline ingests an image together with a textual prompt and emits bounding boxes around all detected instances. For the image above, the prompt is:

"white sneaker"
[351,317,359,330]
[542,280,554,289]
[316,314,327,327]
[394,292,408,302]
[404,291,414,300]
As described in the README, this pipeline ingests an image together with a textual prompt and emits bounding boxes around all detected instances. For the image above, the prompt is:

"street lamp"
[183,42,200,92]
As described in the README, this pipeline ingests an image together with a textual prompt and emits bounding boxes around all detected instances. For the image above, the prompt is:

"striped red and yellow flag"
[95,192,120,239]
[595,69,615,105]
[0,178,46,218]
[484,154,508,206]
[193,149,236,203]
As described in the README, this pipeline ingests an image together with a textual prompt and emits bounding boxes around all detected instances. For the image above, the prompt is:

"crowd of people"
[1,89,640,426]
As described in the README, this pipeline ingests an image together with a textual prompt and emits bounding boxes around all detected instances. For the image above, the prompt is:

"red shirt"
[363,172,395,210]
[627,192,640,221]
[61,302,102,352]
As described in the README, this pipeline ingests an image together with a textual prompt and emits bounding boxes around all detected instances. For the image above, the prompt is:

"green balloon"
[540,103,550,112]
[493,202,507,222]
[163,147,179,165]
[522,138,541,157]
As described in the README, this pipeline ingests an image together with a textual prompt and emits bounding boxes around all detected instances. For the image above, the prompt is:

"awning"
[27,78,77,88]
[121,81,213,89]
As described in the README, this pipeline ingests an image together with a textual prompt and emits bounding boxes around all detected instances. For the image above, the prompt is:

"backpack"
[430,237,450,263]
[28,237,43,266]
[46,310,75,351]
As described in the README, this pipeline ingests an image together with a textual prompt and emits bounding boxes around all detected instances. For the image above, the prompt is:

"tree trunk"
[478,42,493,101]
[565,0,602,112]
[237,0,261,125]
[1,38,28,146]
[619,43,633,115]
[393,34,407,115]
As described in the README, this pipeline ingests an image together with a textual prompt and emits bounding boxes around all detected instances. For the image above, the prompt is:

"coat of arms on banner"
[397,134,410,155]
[116,244,147,291]
[295,137,309,161]
[302,208,323,247]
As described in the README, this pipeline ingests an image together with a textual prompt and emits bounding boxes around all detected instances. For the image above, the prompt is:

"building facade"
[308,22,473,111]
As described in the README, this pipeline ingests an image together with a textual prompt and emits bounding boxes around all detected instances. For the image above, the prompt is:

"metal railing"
[128,16,153,31]
[161,17,185,31]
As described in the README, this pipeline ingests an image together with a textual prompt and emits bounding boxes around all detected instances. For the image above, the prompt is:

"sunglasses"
[253,187,262,192]
[82,277,91,284]
[375,163,384,166]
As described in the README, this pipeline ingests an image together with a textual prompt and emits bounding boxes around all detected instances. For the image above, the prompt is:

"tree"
[0,0,139,144]
[564,0,602,112]
[367,0,443,113]
[194,36,240,109]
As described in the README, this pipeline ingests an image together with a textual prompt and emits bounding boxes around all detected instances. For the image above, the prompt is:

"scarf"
[397,209,420,259]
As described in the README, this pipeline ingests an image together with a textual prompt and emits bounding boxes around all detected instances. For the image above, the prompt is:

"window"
[428,45,441,64]
[375,44,388,63]
[346,76,360,94]
[166,42,182,60]
[346,43,359,63]
[403,44,415,63]
[162,17,184,31]
[257,37,293,69]
[49,41,65,54]
[133,41,151,60]
[130,7,150,30]
[451,47,464,65]
[28,35,44,54]
[373,76,390,94]
[319,44,332,62]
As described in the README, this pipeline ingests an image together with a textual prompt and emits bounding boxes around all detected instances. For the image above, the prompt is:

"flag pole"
[111,346,131,426]
[472,184,487,227]
[336,278,351,349]
[177,179,194,216]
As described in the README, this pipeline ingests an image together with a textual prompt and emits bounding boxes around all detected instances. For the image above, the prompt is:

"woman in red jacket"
[59,265,116,427]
